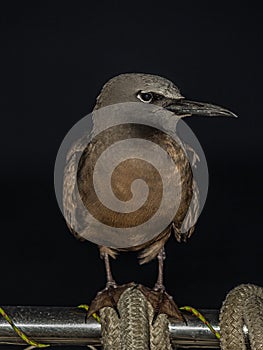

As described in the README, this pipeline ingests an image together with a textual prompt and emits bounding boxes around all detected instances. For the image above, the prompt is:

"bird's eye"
[137,91,153,103]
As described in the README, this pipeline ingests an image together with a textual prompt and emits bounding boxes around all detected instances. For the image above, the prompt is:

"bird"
[63,73,236,319]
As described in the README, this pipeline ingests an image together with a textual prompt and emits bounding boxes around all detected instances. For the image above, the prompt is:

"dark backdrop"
[1,2,262,348]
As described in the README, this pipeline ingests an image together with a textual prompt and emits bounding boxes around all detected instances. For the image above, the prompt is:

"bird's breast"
[77,124,193,234]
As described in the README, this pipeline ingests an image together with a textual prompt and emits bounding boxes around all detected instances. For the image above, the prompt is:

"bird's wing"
[63,138,90,240]
[173,178,200,242]
[172,138,201,242]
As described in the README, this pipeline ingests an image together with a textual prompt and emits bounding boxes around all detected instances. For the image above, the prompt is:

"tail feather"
[138,228,171,264]
[99,245,118,260]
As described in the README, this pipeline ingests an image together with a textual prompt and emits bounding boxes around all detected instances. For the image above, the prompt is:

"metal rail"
[0,306,234,348]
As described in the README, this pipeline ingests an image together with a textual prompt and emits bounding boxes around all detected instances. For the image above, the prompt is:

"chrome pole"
[0,306,221,348]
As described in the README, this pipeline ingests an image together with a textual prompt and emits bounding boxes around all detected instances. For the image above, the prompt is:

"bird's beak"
[165,99,237,118]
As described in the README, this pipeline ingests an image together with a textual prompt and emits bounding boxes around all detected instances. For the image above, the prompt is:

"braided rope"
[99,286,172,350]
[119,288,150,350]
[149,308,172,350]
[219,284,263,350]
[100,307,121,350]
[1,284,262,349]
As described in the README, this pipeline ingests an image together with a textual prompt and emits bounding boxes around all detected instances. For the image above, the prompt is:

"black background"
[1,1,263,349]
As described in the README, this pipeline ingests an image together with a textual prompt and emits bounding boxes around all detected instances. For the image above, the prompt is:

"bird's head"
[94,73,236,118]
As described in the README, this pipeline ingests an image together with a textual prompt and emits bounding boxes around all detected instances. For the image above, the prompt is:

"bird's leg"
[102,252,117,288]
[98,252,120,317]
[87,250,134,319]
[137,246,184,324]
[151,247,167,323]
[154,247,166,291]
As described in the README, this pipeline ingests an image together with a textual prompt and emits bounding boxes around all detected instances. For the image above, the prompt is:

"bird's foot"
[87,282,136,319]
[105,279,118,289]
[137,284,185,324]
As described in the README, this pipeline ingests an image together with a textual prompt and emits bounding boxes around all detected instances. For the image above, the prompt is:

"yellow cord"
[0,307,49,348]
[0,303,220,347]
[78,304,101,323]
[180,305,221,339]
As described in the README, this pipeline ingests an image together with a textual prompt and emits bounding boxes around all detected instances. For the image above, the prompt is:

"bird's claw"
[87,283,135,319]
[137,285,184,324]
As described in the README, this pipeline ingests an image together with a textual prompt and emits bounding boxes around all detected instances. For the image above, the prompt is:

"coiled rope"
[219,283,263,350]
[100,284,263,350]
[100,286,172,350]
[1,283,263,349]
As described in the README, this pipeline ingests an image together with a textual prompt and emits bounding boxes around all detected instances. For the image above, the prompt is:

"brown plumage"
[63,73,236,318]
[76,124,194,264]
